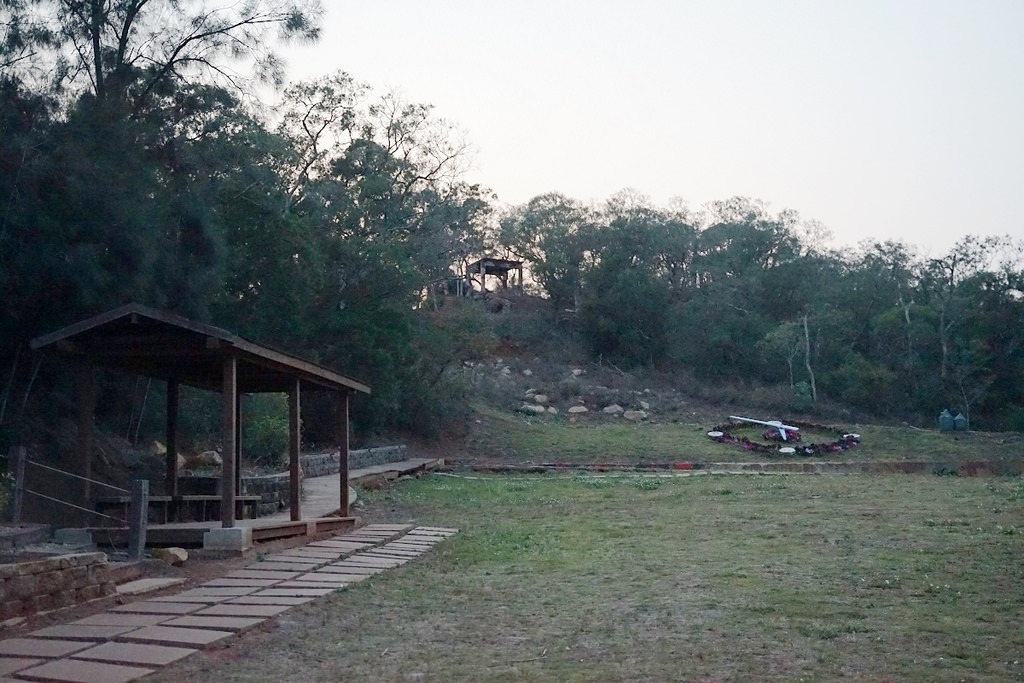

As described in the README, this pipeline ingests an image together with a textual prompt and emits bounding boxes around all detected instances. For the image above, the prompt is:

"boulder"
[623,410,648,422]
[571,368,584,377]
[152,547,188,566]
[568,406,589,415]
[533,394,549,405]
[546,406,559,415]
[518,404,547,415]
[639,400,651,411]
[190,451,223,468]
[522,369,533,377]
[602,404,624,415]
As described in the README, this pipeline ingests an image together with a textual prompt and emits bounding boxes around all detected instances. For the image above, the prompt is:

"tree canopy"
[1,2,1022,449]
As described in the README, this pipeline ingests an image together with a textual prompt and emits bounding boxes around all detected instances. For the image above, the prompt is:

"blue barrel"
[938,409,954,431]
[953,413,969,432]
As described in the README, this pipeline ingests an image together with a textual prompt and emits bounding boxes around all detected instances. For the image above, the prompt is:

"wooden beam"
[289,379,301,521]
[221,356,237,528]
[165,380,179,497]
[338,392,350,516]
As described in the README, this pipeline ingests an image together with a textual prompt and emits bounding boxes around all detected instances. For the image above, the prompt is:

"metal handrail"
[21,488,122,521]
[24,459,129,494]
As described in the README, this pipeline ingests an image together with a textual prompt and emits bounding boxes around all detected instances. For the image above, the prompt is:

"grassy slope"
[153,474,1024,682]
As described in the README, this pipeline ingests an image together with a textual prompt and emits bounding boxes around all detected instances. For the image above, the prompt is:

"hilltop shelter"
[466,257,524,293]
[30,303,371,549]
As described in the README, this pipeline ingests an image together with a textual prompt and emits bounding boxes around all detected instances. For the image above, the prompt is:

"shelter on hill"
[29,303,371,543]
[466,257,524,293]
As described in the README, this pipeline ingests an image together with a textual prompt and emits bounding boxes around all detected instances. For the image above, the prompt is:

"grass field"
[154,472,1024,682]
[460,405,1024,466]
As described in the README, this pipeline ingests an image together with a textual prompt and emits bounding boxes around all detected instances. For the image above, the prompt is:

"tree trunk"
[802,314,817,403]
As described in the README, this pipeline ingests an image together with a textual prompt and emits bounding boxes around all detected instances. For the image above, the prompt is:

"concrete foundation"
[202,527,253,552]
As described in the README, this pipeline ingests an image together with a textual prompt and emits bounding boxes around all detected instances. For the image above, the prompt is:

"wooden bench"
[95,495,263,525]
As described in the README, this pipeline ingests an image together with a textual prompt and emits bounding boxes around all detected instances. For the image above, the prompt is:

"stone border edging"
[444,459,1024,477]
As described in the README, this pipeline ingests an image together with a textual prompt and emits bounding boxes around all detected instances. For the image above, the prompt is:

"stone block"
[52,589,79,609]
[71,641,197,666]
[0,637,93,658]
[119,625,233,648]
[19,657,154,682]
[203,527,252,552]
[53,528,95,547]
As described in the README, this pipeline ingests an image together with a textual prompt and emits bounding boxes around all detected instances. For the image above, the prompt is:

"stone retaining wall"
[238,446,409,516]
[242,472,290,517]
[0,552,114,619]
[301,445,408,478]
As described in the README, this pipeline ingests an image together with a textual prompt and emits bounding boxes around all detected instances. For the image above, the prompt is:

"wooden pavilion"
[29,304,371,536]
[466,257,524,293]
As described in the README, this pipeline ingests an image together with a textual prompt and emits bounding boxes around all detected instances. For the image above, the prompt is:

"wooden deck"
[91,458,443,548]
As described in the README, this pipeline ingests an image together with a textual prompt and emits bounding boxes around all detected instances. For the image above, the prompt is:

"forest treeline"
[1,1,1022,451]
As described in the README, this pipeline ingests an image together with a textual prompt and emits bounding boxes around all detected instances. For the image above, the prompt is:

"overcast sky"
[280,0,1023,254]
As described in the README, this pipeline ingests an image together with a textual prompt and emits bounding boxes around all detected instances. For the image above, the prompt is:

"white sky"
[280,0,1024,254]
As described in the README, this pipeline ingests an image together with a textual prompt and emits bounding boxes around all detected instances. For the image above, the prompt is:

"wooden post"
[127,479,148,560]
[221,356,237,528]
[76,362,96,510]
[8,445,26,523]
[165,380,179,498]
[234,391,243,500]
[289,379,301,521]
[338,392,350,516]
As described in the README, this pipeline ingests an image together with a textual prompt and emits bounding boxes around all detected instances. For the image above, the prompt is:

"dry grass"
[152,473,1024,682]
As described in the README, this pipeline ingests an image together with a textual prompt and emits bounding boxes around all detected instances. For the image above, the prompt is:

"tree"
[499,193,595,308]
[3,0,322,110]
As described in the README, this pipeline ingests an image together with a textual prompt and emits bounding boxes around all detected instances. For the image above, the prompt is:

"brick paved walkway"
[0,524,458,682]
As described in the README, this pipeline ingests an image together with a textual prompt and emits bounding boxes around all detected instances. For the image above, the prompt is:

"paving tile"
[258,554,321,565]
[73,614,170,628]
[275,579,349,589]
[110,601,203,615]
[162,616,264,632]
[304,571,370,583]
[71,641,197,666]
[147,593,233,604]
[196,603,294,617]
[338,556,405,567]
[300,569,371,581]
[249,588,334,599]
[240,561,318,571]
[386,541,434,549]
[225,596,315,606]
[0,638,93,658]
[361,523,413,531]
[174,587,259,597]
[0,657,42,675]
[413,526,459,533]
[284,550,344,559]
[307,541,373,550]
[368,548,423,557]
[326,563,386,575]
[344,551,406,560]
[16,658,154,683]
[119,625,233,648]
[225,569,301,580]
[115,578,187,595]
[392,539,438,547]
[28,624,138,641]
[200,578,282,587]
